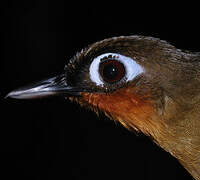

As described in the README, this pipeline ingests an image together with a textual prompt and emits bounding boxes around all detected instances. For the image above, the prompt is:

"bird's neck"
[155,102,200,180]
[156,130,200,179]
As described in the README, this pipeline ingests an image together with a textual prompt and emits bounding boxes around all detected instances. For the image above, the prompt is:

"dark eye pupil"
[103,64,118,80]
[99,60,125,83]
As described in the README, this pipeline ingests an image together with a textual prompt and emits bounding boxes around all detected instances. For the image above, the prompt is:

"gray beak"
[6,74,81,99]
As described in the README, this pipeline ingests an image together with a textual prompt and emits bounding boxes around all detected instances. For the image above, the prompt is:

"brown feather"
[67,36,200,179]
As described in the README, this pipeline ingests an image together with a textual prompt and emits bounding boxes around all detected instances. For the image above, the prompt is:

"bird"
[6,35,200,180]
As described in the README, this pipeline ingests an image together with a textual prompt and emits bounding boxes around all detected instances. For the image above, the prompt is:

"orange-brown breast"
[79,86,166,139]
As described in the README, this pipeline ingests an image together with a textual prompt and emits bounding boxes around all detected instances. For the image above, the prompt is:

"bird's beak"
[6,74,81,99]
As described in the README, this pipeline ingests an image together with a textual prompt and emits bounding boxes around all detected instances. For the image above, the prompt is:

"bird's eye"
[99,60,125,84]
[89,53,144,86]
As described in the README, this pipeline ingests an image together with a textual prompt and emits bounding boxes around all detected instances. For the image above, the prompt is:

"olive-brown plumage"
[7,36,200,179]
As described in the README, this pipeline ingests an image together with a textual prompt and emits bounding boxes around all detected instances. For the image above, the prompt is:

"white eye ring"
[89,53,144,86]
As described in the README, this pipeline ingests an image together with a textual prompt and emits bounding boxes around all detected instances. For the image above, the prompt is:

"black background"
[1,1,198,180]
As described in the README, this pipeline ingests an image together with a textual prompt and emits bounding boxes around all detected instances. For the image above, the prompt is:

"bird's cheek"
[80,89,163,135]
[81,90,150,114]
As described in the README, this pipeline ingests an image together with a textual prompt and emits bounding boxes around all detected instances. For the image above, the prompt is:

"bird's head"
[7,36,200,178]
